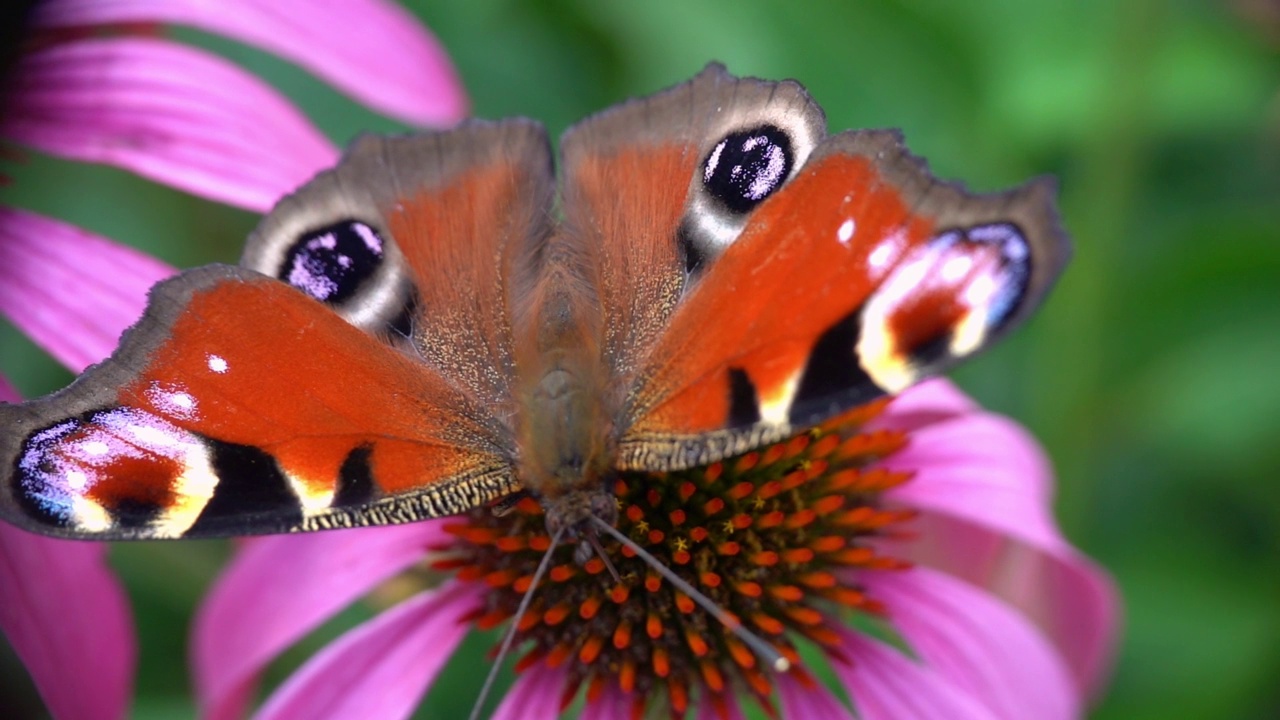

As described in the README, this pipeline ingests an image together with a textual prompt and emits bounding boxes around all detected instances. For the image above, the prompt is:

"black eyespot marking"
[790,309,881,426]
[334,446,376,508]
[281,220,385,304]
[11,413,103,528]
[11,408,205,531]
[727,368,762,427]
[702,125,794,214]
[676,219,710,276]
[387,290,420,342]
[189,441,302,536]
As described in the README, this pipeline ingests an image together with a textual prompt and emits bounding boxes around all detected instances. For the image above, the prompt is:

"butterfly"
[0,64,1069,553]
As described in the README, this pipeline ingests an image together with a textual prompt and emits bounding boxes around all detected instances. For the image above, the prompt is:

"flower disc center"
[435,403,915,715]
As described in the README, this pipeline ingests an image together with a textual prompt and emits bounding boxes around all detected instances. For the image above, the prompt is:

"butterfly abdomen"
[517,357,618,533]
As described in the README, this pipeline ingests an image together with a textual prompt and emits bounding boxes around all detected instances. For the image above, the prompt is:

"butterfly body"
[0,65,1069,546]
[514,252,619,539]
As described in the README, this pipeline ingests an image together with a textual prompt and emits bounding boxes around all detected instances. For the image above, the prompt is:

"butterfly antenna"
[468,525,566,720]
[585,529,622,583]
[588,516,791,673]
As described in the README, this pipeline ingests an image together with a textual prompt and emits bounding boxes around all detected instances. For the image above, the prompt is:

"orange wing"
[240,122,554,409]
[0,267,515,539]
[558,64,825,379]
[619,131,1069,470]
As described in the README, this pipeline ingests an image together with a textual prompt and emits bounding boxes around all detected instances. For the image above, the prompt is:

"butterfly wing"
[610,106,1069,470]
[0,122,557,539]
[553,65,1066,470]
[557,64,827,379]
[619,131,1068,469]
[0,267,517,539]
[1,67,1066,535]
[240,121,553,407]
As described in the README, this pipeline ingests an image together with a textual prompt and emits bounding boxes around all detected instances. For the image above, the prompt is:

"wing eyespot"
[701,125,794,214]
[243,213,413,335]
[853,220,1036,395]
[681,117,822,276]
[10,408,219,536]
[956,222,1032,332]
[280,220,387,305]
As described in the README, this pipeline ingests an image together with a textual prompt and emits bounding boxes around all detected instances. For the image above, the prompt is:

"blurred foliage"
[2,0,1279,718]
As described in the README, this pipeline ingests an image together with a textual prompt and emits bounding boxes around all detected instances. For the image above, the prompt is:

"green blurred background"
[2,0,1279,718]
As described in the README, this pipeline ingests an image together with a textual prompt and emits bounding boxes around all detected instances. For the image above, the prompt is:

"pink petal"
[872,378,980,434]
[34,0,468,126]
[0,373,18,402]
[888,511,1118,700]
[582,684,634,719]
[194,523,447,720]
[0,208,173,372]
[863,567,1079,720]
[490,662,566,720]
[832,629,1000,720]
[583,685,750,720]
[891,411,1057,515]
[877,404,1119,695]
[0,524,135,720]
[696,690,747,720]
[255,581,480,720]
[776,673,856,720]
[3,38,337,211]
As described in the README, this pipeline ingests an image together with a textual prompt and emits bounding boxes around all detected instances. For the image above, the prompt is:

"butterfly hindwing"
[241,120,555,408]
[558,64,826,380]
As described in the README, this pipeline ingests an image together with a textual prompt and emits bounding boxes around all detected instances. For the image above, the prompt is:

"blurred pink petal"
[776,674,856,720]
[34,0,468,126]
[896,510,1117,699]
[872,378,979,434]
[864,566,1078,720]
[878,403,1119,694]
[490,663,565,720]
[0,523,135,720]
[2,38,337,212]
[255,581,479,720]
[0,373,18,402]
[0,208,173,372]
[889,405,1057,518]
[194,523,447,720]
[833,630,999,720]
[695,691,746,720]
[582,684,633,719]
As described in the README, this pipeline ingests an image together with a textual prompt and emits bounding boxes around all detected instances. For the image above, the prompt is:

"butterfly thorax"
[514,253,619,543]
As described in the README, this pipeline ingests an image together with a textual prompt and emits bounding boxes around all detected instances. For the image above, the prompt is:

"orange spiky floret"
[441,402,916,718]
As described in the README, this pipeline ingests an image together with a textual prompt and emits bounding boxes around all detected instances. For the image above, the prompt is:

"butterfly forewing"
[617,130,1069,471]
[0,267,517,539]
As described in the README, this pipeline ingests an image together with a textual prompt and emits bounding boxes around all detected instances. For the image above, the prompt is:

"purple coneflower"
[0,3,1117,719]
[0,1,464,718]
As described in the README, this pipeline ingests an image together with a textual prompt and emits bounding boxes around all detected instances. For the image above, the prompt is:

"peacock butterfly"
[0,65,1068,560]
